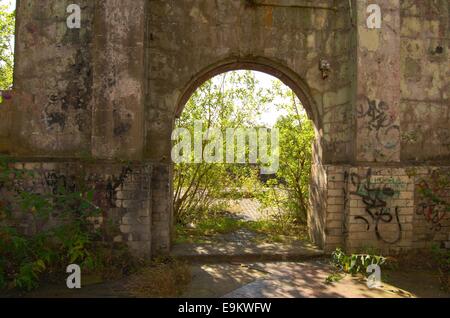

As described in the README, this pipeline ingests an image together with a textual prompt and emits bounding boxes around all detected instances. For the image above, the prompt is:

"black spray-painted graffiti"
[105,166,133,207]
[43,166,133,208]
[350,169,402,244]
[44,172,78,195]
[357,98,400,150]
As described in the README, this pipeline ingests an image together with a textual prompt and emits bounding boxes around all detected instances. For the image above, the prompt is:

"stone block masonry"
[1,161,154,258]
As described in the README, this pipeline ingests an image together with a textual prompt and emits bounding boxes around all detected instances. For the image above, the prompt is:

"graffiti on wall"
[44,172,77,194]
[416,202,446,232]
[105,166,133,207]
[357,98,400,150]
[415,171,450,233]
[350,169,403,244]
[43,166,133,209]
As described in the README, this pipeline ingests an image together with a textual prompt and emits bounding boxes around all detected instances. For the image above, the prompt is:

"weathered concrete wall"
[91,0,146,160]
[355,0,401,162]
[400,1,450,162]
[0,0,449,256]
[10,0,95,156]
[147,0,355,164]
[0,0,147,159]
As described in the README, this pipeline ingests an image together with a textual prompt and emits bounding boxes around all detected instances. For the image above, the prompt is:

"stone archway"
[2,1,449,258]
[174,57,321,129]
[168,57,323,253]
[145,1,356,255]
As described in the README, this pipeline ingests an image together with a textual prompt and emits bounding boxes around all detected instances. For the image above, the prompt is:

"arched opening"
[171,60,323,259]
[175,58,321,130]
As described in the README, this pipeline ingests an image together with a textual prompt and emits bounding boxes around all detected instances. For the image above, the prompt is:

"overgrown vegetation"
[0,156,138,291]
[417,169,450,213]
[326,248,387,284]
[175,214,308,244]
[0,1,15,93]
[173,71,314,240]
[431,245,450,292]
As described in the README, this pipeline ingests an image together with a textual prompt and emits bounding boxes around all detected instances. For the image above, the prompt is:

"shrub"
[431,245,450,292]
[330,248,386,276]
[0,156,137,291]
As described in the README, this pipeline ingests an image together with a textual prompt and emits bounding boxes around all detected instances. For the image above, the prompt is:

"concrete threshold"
[171,241,325,264]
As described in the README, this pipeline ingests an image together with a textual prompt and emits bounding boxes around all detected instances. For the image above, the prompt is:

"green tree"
[256,81,314,224]
[272,113,314,223]
[173,71,315,227]
[0,1,15,91]
[173,71,274,224]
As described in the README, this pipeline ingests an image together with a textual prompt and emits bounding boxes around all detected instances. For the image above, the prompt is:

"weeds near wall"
[326,248,386,284]
[431,245,450,292]
[0,156,137,291]
[417,171,450,213]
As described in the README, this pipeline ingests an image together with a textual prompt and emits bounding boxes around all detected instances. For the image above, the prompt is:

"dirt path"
[227,198,279,221]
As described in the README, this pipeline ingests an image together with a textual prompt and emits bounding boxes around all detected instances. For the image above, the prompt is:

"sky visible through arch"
[210,70,305,128]
[2,0,14,12]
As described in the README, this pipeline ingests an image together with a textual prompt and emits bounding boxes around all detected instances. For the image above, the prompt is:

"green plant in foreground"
[175,213,308,245]
[431,245,450,292]
[326,248,386,284]
[0,156,137,291]
[325,272,344,284]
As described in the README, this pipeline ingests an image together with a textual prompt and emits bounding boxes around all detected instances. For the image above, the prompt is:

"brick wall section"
[151,163,172,255]
[316,165,450,254]
[323,165,348,253]
[2,161,153,258]
[344,167,415,253]
[308,163,327,248]
[6,162,448,256]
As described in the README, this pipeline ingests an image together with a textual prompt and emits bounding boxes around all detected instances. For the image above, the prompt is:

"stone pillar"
[355,0,401,163]
[91,0,146,160]
[342,1,407,253]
